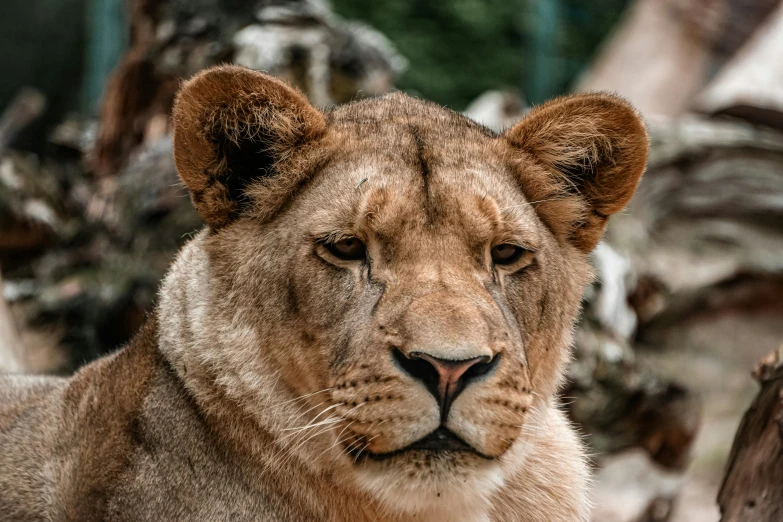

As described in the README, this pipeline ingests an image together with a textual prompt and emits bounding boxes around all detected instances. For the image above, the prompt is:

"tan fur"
[0,66,648,521]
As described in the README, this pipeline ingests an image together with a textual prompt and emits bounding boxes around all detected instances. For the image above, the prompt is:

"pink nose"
[394,349,496,421]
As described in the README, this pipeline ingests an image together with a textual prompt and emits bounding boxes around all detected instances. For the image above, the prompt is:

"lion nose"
[393,348,498,422]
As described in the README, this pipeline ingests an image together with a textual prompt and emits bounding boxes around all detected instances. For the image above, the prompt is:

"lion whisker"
[332,421,356,448]
[287,398,329,421]
[349,422,382,464]
[278,387,334,408]
[281,402,344,432]
[278,417,344,445]
[276,415,344,470]
[314,427,356,463]
[353,441,370,464]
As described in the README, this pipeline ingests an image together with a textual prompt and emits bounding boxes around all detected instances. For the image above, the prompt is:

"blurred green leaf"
[331,0,628,108]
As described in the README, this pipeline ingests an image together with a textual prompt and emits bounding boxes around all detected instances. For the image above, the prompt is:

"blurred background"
[1,1,783,520]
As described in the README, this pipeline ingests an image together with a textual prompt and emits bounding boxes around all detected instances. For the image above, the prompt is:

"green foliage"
[332,0,526,110]
[331,0,629,108]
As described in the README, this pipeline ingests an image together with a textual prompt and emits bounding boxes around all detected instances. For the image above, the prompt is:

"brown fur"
[0,66,648,521]
[504,93,648,251]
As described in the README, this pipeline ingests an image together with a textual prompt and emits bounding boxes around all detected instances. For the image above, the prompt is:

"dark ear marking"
[504,93,649,252]
[212,125,275,207]
[172,65,326,227]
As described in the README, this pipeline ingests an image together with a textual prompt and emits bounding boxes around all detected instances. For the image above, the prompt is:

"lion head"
[159,66,648,518]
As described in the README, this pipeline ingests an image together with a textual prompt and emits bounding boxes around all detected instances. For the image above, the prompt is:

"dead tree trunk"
[718,345,783,521]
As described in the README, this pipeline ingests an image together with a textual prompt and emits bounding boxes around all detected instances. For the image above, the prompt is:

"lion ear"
[504,93,649,252]
[172,65,326,227]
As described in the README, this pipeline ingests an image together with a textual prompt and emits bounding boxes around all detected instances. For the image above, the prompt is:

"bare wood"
[718,345,783,521]
[695,4,783,128]
[610,115,783,301]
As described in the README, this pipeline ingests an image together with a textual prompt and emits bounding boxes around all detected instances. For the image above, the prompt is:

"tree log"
[718,345,783,521]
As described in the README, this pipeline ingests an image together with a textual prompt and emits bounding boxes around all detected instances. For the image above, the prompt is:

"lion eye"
[325,237,366,261]
[491,244,525,265]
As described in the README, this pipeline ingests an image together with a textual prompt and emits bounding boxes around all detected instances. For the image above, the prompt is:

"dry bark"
[696,4,783,128]
[718,345,783,521]
[606,114,783,341]
[566,242,702,473]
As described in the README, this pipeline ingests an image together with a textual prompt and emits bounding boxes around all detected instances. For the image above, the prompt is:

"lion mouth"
[357,427,494,462]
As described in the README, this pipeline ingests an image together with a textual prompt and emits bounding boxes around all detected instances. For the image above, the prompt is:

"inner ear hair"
[504,93,649,252]
[209,118,276,208]
[172,65,326,228]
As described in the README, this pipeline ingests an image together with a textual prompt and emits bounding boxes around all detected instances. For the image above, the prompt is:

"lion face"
[165,66,648,514]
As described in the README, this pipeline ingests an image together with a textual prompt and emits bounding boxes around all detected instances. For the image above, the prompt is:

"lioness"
[0,66,648,522]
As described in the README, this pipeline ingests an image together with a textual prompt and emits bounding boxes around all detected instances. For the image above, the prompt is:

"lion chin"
[350,426,535,521]
[353,451,505,521]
